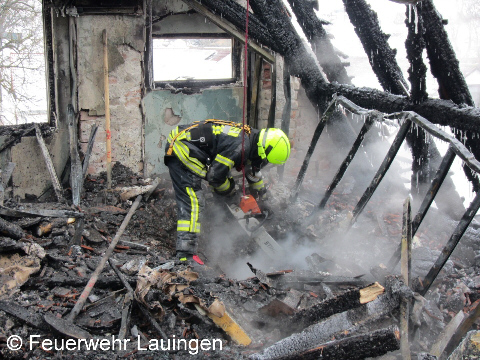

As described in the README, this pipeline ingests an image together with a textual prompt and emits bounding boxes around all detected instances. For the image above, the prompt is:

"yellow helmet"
[257,128,291,165]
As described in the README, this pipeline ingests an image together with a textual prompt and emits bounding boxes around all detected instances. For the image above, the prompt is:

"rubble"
[0,161,477,359]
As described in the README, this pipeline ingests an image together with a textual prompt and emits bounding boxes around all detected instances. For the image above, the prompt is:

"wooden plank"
[0,301,45,329]
[0,216,26,239]
[444,303,480,357]
[43,313,91,340]
[82,121,99,179]
[420,190,480,295]
[68,104,82,206]
[290,282,384,332]
[0,205,83,218]
[67,195,142,321]
[103,29,112,189]
[430,310,465,357]
[181,0,275,63]
[208,310,252,346]
[250,54,262,128]
[296,326,400,360]
[34,123,65,203]
[350,119,411,225]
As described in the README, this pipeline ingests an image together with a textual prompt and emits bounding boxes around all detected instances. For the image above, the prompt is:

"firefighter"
[164,119,290,263]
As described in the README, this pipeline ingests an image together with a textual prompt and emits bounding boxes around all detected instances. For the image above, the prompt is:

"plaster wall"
[11,130,68,199]
[143,87,244,176]
[77,15,144,174]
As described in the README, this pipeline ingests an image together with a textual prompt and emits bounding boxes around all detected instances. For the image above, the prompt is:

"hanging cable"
[240,0,250,197]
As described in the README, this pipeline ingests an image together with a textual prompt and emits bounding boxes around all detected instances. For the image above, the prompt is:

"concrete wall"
[11,131,68,199]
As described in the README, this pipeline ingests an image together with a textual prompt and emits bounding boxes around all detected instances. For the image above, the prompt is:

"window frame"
[152,33,241,90]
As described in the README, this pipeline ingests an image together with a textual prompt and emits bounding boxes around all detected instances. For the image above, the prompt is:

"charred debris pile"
[0,152,478,359]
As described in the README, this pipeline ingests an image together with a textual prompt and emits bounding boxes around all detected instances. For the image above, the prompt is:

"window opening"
[0,0,47,125]
[153,37,233,82]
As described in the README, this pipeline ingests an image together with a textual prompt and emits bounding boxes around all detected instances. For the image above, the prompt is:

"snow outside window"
[153,38,233,82]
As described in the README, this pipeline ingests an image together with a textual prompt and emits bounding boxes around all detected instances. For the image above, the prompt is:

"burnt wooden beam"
[68,104,82,206]
[0,216,26,240]
[387,146,456,272]
[0,205,83,219]
[318,113,377,209]
[405,3,428,104]
[182,0,275,62]
[286,0,351,84]
[350,119,411,225]
[289,282,384,332]
[419,190,480,296]
[342,0,408,95]
[252,276,410,360]
[35,123,65,203]
[277,62,291,181]
[404,2,432,200]
[422,0,472,106]
[248,0,480,134]
[23,274,135,290]
[267,58,277,128]
[443,304,480,357]
[250,54,262,128]
[295,326,400,360]
[421,0,480,192]
[82,121,98,179]
[190,0,280,54]
[68,195,142,321]
[0,301,45,329]
[290,97,336,201]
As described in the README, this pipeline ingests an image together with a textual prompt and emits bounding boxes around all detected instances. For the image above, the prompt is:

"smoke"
[200,109,474,284]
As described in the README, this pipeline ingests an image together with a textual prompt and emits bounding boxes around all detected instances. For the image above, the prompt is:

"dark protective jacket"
[165,120,265,193]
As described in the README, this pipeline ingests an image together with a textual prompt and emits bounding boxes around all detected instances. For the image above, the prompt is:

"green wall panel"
[144,87,243,176]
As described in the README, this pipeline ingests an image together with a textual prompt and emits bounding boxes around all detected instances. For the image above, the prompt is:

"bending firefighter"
[164,119,290,262]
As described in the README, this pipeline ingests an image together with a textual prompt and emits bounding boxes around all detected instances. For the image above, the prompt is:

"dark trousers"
[166,157,205,255]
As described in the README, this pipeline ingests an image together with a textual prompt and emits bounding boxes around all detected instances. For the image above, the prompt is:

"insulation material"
[0,243,45,299]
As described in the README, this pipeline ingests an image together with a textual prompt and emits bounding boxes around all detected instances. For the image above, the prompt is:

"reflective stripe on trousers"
[166,157,204,254]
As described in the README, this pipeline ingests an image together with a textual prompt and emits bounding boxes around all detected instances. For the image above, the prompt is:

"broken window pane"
[153,38,233,81]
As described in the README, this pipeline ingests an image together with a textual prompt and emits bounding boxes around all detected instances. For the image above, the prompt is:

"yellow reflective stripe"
[186,187,200,233]
[215,178,231,192]
[176,141,206,174]
[213,125,223,135]
[168,127,179,142]
[215,154,235,169]
[249,179,264,190]
[222,125,231,134]
[227,127,241,137]
[177,220,190,232]
[172,141,207,177]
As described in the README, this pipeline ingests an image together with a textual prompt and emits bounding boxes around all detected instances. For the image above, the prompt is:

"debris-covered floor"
[1,162,480,359]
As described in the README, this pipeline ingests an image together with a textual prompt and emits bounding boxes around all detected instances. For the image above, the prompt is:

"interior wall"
[143,87,243,176]
[77,15,145,175]
[6,0,302,200]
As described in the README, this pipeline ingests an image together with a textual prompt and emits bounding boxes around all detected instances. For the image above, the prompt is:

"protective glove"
[257,187,268,201]
[213,177,236,197]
